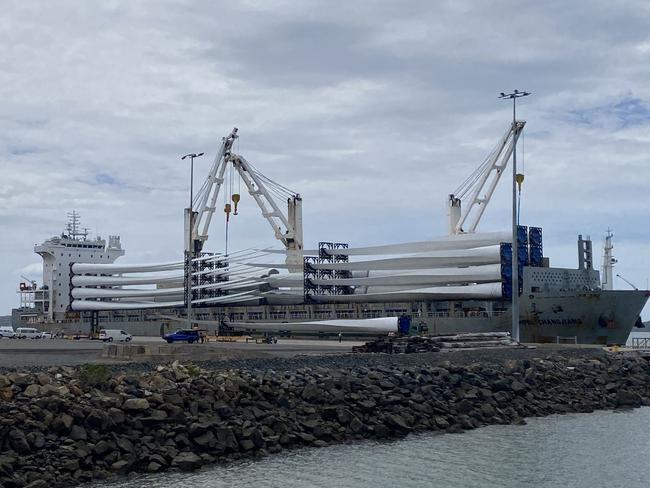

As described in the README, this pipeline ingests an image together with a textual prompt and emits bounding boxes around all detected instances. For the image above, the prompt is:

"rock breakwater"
[0,352,649,487]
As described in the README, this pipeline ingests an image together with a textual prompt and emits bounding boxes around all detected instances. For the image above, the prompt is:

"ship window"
[68,254,71,257]
[91,255,93,258]
[60,253,63,256]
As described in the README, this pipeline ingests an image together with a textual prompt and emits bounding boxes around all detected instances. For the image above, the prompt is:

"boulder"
[239,439,255,451]
[36,373,51,385]
[52,413,74,433]
[171,452,203,471]
[24,480,48,488]
[93,440,112,456]
[193,431,217,448]
[26,432,45,450]
[216,427,238,451]
[111,460,131,472]
[383,414,411,432]
[60,458,80,472]
[336,408,353,424]
[349,417,364,434]
[23,384,41,397]
[147,461,164,472]
[8,373,32,387]
[616,389,642,407]
[108,407,126,424]
[116,437,135,453]
[70,425,88,441]
[41,384,69,397]
[9,429,31,454]
[301,383,323,403]
[122,398,150,412]
[511,381,527,394]
[0,386,13,401]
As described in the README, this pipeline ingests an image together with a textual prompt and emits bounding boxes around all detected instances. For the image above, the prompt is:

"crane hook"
[515,173,525,192]
[224,203,231,223]
[232,193,240,215]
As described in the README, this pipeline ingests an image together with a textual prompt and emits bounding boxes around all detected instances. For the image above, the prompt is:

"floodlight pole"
[499,90,530,343]
[181,152,204,330]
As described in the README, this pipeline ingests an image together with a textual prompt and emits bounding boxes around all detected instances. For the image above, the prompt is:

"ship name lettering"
[538,318,582,326]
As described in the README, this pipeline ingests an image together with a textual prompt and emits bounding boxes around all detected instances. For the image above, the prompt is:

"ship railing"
[426,310,508,318]
[556,335,578,345]
[630,337,650,351]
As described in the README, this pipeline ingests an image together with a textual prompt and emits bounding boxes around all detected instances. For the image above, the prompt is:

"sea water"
[94,407,650,488]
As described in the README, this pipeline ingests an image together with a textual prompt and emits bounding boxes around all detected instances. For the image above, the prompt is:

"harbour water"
[94,407,650,488]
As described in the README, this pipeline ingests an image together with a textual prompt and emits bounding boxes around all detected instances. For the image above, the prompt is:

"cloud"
[568,96,650,129]
[1,0,649,320]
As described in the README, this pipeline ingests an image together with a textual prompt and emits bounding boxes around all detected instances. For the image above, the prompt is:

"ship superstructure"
[15,212,124,324]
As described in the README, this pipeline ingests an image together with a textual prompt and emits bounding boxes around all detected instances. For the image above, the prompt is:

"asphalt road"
[0,337,363,369]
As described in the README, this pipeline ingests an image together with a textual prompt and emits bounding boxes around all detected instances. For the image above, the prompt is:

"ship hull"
[519,289,649,344]
[36,289,646,346]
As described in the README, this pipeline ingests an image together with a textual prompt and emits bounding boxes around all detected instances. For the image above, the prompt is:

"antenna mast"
[602,229,616,290]
[65,211,87,240]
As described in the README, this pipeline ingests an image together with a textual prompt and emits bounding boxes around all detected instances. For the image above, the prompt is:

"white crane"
[188,128,304,271]
[447,121,525,235]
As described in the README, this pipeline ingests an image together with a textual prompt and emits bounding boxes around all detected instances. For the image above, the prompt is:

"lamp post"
[181,152,204,330]
[498,90,530,343]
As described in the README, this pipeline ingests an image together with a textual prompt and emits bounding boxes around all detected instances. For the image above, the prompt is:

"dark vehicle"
[164,329,204,344]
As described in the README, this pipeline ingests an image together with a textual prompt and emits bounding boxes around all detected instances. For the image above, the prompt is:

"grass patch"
[78,364,111,388]
[186,363,202,377]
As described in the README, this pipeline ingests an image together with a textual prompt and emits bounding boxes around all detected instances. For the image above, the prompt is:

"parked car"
[99,329,132,342]
[16,327,41,339]
[163,329,204,344]
[0,326,16,339]
[40,331,58,339]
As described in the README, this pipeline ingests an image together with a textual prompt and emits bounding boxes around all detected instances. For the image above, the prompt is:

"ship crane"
[616,274,638,291]
[448,121,525,235]
[188,128,303,271]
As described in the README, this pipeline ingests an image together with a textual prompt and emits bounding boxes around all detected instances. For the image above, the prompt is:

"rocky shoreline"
[0,349,649,488]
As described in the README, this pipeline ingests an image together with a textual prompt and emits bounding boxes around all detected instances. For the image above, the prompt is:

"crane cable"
[224,161,231,256]
[517,130,525,225]
[453,134,504,199]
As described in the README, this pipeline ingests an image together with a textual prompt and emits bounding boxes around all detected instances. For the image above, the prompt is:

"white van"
[99,329,132,342]
[0,326,16,339]
[16,327,41,339]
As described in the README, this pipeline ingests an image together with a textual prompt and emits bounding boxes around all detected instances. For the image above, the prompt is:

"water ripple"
[92,408,650,488]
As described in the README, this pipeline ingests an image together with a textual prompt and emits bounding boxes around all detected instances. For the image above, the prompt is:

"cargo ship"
[13,124,649,344]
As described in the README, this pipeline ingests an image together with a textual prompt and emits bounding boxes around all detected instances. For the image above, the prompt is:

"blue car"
[163,329,203,344]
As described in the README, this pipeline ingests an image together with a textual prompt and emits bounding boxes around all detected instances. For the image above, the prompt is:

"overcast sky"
[1,0,649,319]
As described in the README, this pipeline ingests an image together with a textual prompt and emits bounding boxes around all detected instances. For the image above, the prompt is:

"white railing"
[630,337,650,350]
[556,336,578,344]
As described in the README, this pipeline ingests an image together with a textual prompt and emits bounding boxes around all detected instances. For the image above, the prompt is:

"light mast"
[602,229,616,290]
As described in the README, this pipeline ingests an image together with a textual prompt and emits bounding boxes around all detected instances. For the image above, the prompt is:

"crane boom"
[448,121,526,234]
[229,154,303,271]
[186,128,303,271]
[190,128,239,251]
